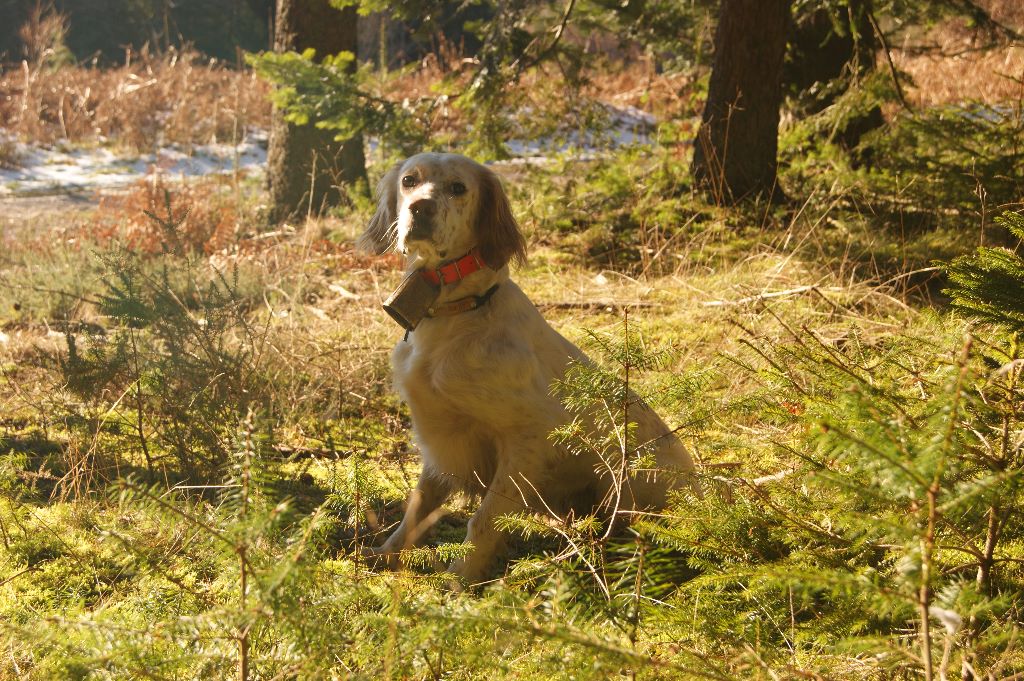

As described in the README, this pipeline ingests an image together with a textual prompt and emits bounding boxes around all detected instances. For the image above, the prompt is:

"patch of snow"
[2,100,658,195]
[366,102,659,167]
[502,103,657,161]
[0,132,267,196]
[958,103,1013,123]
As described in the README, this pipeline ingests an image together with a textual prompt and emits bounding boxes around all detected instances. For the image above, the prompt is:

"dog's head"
[358,153,526,270]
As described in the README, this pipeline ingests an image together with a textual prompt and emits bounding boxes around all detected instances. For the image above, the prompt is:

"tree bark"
[691,0,792,204]
[267,0,367,224]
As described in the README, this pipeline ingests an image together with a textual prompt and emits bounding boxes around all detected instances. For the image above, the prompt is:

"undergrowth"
[2,7,1024,679]
[0,47,267,152]
[2,188,1021,679]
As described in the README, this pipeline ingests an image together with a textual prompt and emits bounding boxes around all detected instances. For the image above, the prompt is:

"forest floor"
[0,10,1023,680]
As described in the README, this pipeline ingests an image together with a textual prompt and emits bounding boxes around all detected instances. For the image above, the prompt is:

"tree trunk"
[691,0,792,204]
[266,0,367,224]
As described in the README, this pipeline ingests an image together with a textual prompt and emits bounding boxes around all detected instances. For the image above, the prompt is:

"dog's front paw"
[445,556,491,591]
[441,573,467,594]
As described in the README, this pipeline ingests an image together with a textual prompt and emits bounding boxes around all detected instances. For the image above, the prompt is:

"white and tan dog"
[360,152,697,585]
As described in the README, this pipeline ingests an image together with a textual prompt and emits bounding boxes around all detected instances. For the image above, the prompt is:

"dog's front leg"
[447,467,528,587]
[366,470,449,569]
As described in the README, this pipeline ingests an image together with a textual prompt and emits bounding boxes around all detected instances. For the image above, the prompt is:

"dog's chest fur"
[390,283,577,492]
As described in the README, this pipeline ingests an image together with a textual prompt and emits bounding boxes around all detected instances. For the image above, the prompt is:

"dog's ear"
[476,166,527,270]
[358,163,402,254]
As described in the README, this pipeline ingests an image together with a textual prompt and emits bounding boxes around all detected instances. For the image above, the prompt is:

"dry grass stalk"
[980,0,1024,29]
[582,56,697,121]
[0,135,20,168]
[17,1,71,67]
[83,176,245,255]
[0,46,270,150]
[377,37,699,144]
[894,0,1024,107]
[895,44,1024,107]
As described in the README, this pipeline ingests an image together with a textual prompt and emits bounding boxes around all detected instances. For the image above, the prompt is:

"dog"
[359,152,698,586]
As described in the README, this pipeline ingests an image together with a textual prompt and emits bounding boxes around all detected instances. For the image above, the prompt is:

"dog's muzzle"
[406,198,436,242]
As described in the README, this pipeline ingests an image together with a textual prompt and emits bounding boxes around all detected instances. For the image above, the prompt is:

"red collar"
[420,248,489,285]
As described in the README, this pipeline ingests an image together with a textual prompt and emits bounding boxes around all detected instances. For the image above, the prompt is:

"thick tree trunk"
[267,0,367,224]
[691,0,792,204]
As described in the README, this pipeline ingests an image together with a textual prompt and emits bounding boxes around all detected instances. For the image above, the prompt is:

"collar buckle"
[424,283,501,320]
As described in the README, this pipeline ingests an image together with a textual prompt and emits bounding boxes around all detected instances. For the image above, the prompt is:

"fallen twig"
[538,301,657,311]
[703,285,844,307]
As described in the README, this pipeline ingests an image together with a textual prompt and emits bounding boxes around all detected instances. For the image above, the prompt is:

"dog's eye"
[450,181,467,197]
[401,175,418,188]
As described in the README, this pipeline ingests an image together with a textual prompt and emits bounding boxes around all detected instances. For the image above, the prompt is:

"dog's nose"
[410,198,437,219]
